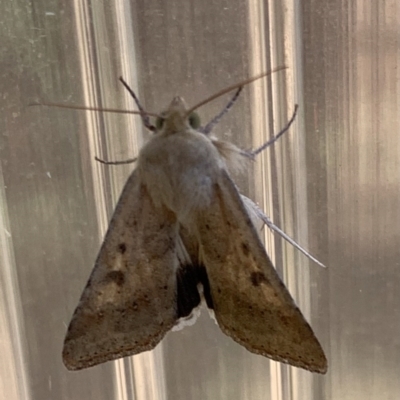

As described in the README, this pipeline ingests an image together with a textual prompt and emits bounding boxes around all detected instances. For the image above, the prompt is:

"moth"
[61,68,327,374]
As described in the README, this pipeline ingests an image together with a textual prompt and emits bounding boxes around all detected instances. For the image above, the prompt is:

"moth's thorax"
[137,112,225,222]
[159,97,191,134]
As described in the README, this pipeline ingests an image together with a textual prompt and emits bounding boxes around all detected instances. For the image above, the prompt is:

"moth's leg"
[95,77,153,165]
[222,104,299,161]
[94,156,137,166]
[201,87,243,135]
[119,76,156,132]
[242,195,326,269]
[250,104,299,157]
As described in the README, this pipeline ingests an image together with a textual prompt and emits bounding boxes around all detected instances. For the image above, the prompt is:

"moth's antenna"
[31,102,154,117]
[118,77,156,131]
[31,79,159,132]
[186,66,287,116]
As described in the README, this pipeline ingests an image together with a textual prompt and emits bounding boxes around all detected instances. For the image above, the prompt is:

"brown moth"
[61,68,327,373]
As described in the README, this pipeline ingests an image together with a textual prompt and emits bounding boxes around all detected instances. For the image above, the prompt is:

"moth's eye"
[188,112,201,129]
[155,116,165,130]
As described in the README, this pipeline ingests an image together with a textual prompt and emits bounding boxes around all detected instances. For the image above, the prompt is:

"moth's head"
[155,96,201,134]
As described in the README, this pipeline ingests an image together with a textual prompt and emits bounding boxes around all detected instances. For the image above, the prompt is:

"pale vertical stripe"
[247,1,315,399]
[0,163,31,400]
[247,0,276,269]
[71,1,165,398]
[247,1,282,400]
[72,0,109,236]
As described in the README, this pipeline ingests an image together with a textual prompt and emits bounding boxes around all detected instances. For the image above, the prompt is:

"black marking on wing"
[118,243,127,254]
[250,271,267,286]
[105,270,126,286]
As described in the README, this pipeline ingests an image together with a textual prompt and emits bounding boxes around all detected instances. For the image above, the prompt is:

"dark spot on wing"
[118,243,127,254]
[127,218,138,228]
[105,270,125,286]
[250,271,267,286]
[241,242,250,256]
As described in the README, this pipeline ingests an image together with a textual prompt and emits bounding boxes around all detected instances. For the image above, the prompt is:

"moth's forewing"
[195,170,327,374]
[62,171,180,370]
